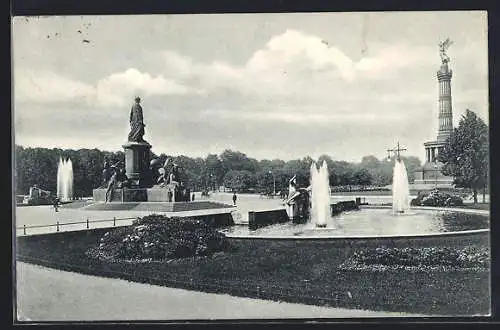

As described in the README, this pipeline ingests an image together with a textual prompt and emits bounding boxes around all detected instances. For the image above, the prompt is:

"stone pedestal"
[413,161,454,189]
[122,141,152,188]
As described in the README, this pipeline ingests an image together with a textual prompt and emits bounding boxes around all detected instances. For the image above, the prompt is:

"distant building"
[413,56,455,189]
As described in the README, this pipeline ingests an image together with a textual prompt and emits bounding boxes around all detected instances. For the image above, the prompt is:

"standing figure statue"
[439,37,453,64]
[128,96,146,142]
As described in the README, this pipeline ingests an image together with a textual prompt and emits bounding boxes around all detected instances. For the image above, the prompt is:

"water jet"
[57,157,73,202]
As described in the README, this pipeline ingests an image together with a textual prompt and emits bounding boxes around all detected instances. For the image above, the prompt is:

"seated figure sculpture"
[105,168,119,203]
[104,162,129,202]
[284,174,311,223]
[101,158,111,188]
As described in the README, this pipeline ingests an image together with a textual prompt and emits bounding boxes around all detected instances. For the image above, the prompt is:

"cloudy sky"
[12,11,488,162]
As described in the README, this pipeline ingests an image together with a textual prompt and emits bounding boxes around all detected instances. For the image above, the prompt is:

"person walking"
[232,192,237,205]
[53,197,60,212]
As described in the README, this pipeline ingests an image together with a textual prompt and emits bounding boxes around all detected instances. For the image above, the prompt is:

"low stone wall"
[331,200,359,215]
[146,188,171,202]
[83,201,234,212]
[93,188,192,203]
[123,189,148,202]
[229,229,490,248]
[248,200,360,230]
[93,189,120,202]
[191,213,234,228]
[93,188,149,202]
[249,209,289,231]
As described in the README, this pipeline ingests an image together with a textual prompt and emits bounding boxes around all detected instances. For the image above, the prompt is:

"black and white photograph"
[12,11,490,322]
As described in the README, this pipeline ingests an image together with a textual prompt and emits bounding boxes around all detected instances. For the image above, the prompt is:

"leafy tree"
[438,110,489,203]
[360,155,381,169]
[220,149,258,172]
[255,169,286,194]
[317,154,335,171]
[258,158,286,173]
[15,146,59,195]
[352,168,373,188]
[329,161,356,187]
[283,157,313,187]
[223,170,256,192]
[256,171,271,193]
[172,155,205,190]
[204,154,224,190]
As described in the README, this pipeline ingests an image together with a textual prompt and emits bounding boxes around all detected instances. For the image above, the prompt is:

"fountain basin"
[221,206,489,240]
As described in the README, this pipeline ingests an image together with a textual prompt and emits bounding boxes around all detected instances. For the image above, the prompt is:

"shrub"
[86,214,230,262]
[341,246,489,271]
[412,191,463,207]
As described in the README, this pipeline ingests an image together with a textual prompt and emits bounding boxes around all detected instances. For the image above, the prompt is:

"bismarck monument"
[123,96,152,189]
[89,97,233,223]
[92,97,211,205]
[413,38,455,189]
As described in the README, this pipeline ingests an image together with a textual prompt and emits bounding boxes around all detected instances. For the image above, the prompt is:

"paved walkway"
[15,203,241,237]
[15,262,427,321]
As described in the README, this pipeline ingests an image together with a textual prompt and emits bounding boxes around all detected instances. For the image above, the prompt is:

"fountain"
[392,159,410,214]
[310,161,331,228]
[57,157,73,202]
[387,141,410,214]
[226,139,488,239]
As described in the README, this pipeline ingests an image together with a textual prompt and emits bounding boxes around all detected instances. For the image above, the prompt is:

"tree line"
[14,146,422,197]
[14,110,488,203]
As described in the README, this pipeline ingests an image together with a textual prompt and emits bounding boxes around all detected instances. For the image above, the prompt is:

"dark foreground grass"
[16,229,490,316]
[461,203,490,211]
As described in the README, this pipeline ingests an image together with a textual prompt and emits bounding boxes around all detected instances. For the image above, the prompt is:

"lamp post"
[209,173,214,192]
[386,141,407,162]
[269,170,276,196]
[433,162,438,189]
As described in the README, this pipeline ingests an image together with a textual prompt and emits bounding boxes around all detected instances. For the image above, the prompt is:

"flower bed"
[411,190,464,207]
[86,214,230,263]
[339,246,489,272]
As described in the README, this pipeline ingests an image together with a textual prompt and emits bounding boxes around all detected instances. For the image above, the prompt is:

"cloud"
[201,109,407,125]
[95,68,193,107]
[245,29,356,81]
[357,43,432,75]
[157,29,438,100]
[14,67,195,108]
[13,29,447,109]
[14,68,96,105]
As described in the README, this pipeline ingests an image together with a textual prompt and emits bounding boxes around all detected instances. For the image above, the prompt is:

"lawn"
[16,228,490,316]
[461,203,490,211]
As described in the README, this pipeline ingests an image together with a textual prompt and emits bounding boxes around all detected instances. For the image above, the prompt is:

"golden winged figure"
[439,37,453,64]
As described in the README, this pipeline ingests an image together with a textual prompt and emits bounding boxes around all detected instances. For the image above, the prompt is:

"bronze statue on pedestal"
[128,97,146,143]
